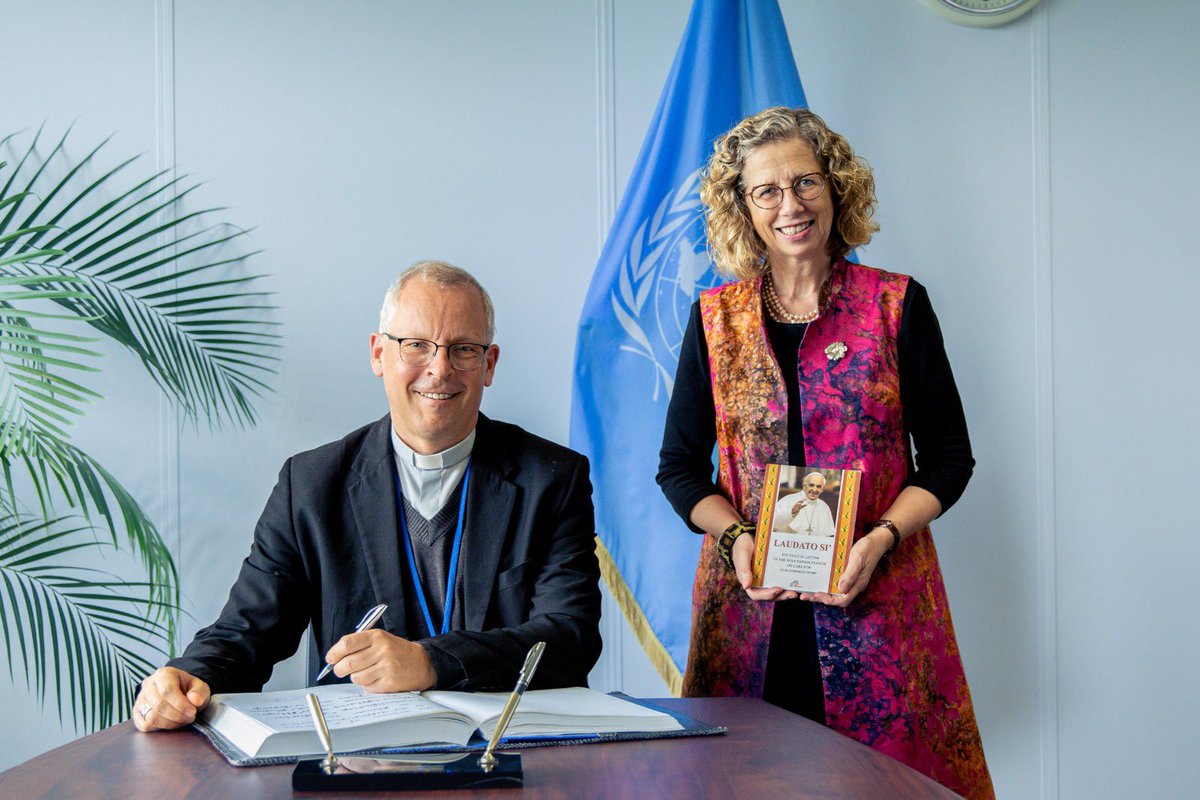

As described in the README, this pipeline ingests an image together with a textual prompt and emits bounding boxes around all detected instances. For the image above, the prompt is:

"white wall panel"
[1049,1,1200,797]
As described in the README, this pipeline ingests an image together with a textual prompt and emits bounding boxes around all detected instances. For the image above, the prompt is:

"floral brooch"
[825,341,848,362]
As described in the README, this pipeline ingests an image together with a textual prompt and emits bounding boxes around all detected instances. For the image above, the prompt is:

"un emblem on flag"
[609,170,721,402]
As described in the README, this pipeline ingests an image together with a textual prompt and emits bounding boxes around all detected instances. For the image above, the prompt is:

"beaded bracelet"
[716,521,755,570]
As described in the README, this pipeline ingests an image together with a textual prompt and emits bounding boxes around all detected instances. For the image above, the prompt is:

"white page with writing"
[423,687,679,729]
[216,684,450,732]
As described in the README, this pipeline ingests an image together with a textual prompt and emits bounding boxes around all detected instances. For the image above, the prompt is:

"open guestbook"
[198,684,687,762]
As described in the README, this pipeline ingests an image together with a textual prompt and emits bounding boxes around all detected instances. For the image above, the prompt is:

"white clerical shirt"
[389,427,475,519]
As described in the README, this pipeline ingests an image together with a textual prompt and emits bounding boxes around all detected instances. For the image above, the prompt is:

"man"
[773,472,835,537]
[133,261,602,732]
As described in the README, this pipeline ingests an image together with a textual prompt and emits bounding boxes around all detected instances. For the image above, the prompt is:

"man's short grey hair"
[804,472,826,484]
[378,260,496,341]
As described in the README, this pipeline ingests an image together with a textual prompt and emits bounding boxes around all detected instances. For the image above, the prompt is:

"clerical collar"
[390,428,475,471]
[390,428,475,520]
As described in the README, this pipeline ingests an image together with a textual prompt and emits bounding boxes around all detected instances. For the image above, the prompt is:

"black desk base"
[292,752,522,791]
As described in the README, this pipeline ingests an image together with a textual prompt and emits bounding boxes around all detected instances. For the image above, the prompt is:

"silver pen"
[315,603,388,682]
[479,641,546,771]
[306,693,339,774]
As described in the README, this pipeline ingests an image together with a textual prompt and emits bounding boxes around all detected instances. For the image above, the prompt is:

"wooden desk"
[0,697,960,798]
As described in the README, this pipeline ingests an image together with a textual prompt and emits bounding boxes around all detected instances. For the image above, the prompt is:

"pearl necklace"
[762,272,821,324]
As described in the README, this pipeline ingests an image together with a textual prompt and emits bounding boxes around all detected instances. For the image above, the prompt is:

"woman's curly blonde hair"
[700,107,878,280]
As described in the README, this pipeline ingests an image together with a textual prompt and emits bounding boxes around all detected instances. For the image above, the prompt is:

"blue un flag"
[570,0,807,691]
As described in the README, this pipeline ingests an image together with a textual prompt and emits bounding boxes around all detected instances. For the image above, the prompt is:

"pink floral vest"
[686,259,993,799]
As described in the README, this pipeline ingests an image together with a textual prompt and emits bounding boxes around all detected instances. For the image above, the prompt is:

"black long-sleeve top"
[657,280,974,531]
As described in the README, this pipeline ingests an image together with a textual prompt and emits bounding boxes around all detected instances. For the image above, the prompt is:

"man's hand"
[791,499,809,515]
[733,530,799,602]
[324,629,437,692]
[132,667,211,732]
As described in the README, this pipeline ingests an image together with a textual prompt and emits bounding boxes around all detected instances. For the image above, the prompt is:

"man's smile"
[416,390,458,401]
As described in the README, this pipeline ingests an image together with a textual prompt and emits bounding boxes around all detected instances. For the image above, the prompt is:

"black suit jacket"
[169,414,602,694]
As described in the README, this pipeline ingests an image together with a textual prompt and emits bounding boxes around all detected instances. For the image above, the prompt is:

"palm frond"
[76,447,176,611]
[0,161,184,648]
[0,129,279,428]
[0,503,175,732]
[1,436,179,622]
[0,254,103,520]
[0,127,273,734]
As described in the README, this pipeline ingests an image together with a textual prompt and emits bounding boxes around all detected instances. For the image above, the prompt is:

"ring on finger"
[137,702,154,720]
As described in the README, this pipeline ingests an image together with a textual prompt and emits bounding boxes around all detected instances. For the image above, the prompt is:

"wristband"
[716,521,755,570]
[867,519,901,554]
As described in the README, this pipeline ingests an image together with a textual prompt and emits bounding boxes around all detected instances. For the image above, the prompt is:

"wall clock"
[920,0,1043,28]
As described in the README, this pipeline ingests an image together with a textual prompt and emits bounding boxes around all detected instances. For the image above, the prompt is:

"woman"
[657,107,994,799]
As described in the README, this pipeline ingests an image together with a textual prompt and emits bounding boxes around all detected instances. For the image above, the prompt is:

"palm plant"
[0,126,277,732]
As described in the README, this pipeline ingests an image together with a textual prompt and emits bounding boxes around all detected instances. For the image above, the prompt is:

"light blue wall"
[3,2,1198,797]
[1048,3,1200,796]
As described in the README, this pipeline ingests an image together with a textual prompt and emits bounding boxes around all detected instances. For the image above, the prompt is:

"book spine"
[750,463,780,586]
[828,470,859,592]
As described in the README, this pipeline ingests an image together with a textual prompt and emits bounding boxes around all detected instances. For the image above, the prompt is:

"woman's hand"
[689,494,799,602]
[732,532,800,602]
[800,529,892,607]
[802,486,942,607]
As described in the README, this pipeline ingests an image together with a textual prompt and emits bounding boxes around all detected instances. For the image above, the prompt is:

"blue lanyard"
[393,458,471,638]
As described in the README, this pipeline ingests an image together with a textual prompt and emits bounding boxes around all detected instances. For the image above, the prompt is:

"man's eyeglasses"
[744,173,827,209]
[380,333,491,371]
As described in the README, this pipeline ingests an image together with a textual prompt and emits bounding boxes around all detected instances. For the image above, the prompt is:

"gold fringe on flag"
[594,536,683,696]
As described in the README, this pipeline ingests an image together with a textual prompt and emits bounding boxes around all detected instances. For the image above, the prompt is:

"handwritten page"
[217,684,447,732]
[424,687,682,735]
